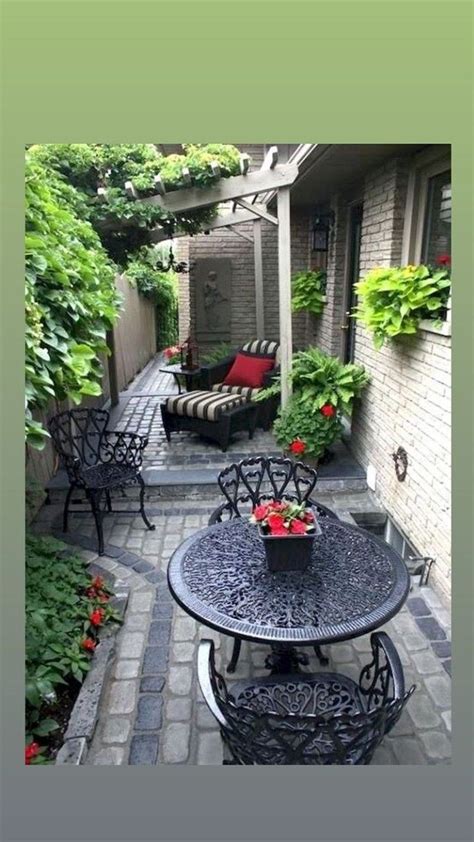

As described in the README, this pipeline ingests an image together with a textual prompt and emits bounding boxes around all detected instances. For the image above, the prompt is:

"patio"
[33,359,452,766]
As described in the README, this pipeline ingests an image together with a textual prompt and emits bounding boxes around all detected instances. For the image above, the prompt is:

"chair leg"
[227,637,241,673]
[138,477,155,531]
[89,490,105,556]
[105,490,112,512]
[314,645,329,666]
[63,485,74,533]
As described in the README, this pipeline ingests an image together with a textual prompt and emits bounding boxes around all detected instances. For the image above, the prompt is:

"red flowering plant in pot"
[250,499,321,572]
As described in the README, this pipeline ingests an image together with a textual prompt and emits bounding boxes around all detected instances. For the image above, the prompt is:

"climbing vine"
[25,144,243,445]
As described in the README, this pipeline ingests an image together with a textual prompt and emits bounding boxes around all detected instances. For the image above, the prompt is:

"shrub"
[25,534,120,762]
[291,270,327,316]
[353,264,451,349]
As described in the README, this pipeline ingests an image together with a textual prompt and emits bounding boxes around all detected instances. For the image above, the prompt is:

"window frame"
[401,147,452,336]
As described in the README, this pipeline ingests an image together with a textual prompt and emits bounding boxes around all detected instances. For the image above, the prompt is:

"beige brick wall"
[350,157,451,597]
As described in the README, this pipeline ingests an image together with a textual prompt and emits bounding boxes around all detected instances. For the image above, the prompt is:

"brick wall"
[350,157,452,597]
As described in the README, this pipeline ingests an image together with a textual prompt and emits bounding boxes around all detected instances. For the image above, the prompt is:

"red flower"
[289,439,306,456]
[253,503,269,521]
[89,608,104,627]
[25,742,40,765]
[91,576,105,590]
[270,523,289,536]
[164,345,181,359]
[289,518,307,535]
[320,404,336,418]
[304,510,315,523]
[267,513,286,532]
[86,587,97,599]
[81,637,97,652]
[436,254,451,267]
[97,593,109,603]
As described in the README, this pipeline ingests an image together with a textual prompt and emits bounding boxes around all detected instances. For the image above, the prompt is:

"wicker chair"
[48,408,155,555]
[198,633,415,765]
[208,456,339,672]
[199,339,281,430]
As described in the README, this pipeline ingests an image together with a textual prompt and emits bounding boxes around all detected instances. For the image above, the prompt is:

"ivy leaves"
[25,160,121,446]
[353,264,451,348]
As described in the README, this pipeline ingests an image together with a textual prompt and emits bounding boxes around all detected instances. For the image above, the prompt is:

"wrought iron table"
[167,517,410,673]
[159,363,202,395]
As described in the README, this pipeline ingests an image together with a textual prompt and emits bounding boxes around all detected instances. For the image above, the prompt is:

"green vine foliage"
[291,270,327,316]
[25,159,121,448]
[353,264,451,349]
[126,251,179,349]
[28,144,242,267]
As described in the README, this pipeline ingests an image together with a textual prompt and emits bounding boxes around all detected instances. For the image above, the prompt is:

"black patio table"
[159,363,202,395]
[167,517,410,673]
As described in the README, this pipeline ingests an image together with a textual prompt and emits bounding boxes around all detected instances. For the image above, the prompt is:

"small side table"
[159,364,202,395]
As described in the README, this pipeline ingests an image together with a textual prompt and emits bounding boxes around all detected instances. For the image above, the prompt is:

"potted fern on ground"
[255,347,369,466]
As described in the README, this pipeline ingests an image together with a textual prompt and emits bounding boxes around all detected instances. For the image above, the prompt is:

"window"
[384,517,417,562]
[421,169,451,265]
[402,147,452,333]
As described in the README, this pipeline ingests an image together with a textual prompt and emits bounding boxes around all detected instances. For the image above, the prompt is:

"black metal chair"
[198,633,415,765]
[48,408,155,555]
[208,456,339,672]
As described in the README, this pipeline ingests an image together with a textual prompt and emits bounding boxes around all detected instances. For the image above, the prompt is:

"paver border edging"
[55,566,130,765]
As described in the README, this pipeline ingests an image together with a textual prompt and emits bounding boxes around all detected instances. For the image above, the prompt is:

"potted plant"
[250,499,321,572]
[255,347,369,464]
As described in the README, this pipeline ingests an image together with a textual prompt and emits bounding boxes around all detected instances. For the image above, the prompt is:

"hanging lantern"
[312,208,335,252]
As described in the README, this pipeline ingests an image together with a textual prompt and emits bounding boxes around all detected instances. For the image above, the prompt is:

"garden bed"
[25,535,128,765]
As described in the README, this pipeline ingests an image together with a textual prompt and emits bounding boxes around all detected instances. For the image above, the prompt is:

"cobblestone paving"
[32,489,452,766]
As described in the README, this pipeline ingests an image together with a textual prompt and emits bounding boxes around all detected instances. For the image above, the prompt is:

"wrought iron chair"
[48,408,155,555]
[198,633,415,765]
[208,456,339,672]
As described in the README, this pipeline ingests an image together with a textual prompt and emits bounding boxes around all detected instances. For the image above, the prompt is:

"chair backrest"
[210,456,338,523]
[240,339,280,364]
[48,408,110,477]
[199,634,415,765]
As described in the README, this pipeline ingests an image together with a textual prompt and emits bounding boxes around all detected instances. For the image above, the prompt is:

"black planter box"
[258,519,321,573]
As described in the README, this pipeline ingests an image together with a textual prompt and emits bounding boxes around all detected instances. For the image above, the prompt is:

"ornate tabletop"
[167,517,410,646]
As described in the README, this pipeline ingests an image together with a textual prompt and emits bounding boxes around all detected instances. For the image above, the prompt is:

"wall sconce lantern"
[311,208,335,252]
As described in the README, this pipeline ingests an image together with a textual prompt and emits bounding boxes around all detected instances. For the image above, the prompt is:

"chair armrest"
[262,366,280,389]
[199,354,237,389]
[359,631,406,707]
[197,640,230,730]
[99,430,149,469]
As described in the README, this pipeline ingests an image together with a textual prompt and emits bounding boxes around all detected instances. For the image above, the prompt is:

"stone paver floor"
[32,486,452,766]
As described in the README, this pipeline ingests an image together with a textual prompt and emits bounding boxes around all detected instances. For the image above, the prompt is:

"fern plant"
[353,264,451,349]
[291,270,327,316]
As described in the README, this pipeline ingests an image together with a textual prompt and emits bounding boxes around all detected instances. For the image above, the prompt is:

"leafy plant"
[25,534,120,761]
[256,346,369,414]
[273,397,343,460]
[353,264,451,349]
[291,270,327,316]
[25,159,121,447]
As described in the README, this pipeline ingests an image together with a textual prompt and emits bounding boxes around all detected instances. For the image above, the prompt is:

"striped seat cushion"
[165,390,247,422]
[212,383,262,400]
[241,339,280,360]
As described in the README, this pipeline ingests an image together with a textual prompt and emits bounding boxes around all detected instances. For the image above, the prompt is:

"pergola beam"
[149,203,270,243]
[227,226,253,244]
[262,145,279,169]
[253,219,265,339]
[235,198,278,226]
[138,163,298,213]
[153,175,167,196]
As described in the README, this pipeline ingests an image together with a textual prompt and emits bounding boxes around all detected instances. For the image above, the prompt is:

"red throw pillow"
[223,353,274,389]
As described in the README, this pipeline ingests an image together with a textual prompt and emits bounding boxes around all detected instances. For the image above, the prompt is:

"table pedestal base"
[264,644,329,674]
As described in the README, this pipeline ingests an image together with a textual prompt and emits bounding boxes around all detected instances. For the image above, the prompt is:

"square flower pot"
[258,519,321,573]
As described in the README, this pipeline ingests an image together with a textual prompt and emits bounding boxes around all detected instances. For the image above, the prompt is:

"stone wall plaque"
[194,258,231,342]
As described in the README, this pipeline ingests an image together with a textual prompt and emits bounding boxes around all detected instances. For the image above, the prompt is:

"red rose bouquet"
[250,499,316,536]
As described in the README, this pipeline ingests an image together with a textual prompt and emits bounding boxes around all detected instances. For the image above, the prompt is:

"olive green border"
[1,2,472,841]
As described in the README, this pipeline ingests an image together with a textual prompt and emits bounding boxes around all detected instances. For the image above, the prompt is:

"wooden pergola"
[105,146,299,407]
